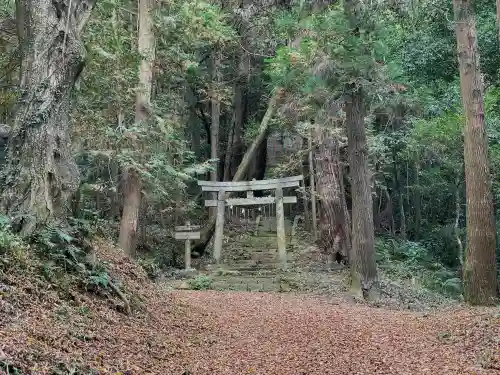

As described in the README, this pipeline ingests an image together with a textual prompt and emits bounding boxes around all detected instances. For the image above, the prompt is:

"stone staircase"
[206,226,299,292]
[168,222,349,295]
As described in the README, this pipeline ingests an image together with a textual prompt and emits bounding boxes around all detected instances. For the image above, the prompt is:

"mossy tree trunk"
[0,0,96,235]
[453,0,497,305]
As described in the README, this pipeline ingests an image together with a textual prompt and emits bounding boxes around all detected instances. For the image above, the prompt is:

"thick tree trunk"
[118,168,142,256]
[0,0,96,235]
[190,110,201,160]
[313,126,351,263]
[308,131,318,239]
[344,0,378,299]
[118,0,155,256]
[301,140,311,230]
[453,0,497,305]
[346,88,378,299]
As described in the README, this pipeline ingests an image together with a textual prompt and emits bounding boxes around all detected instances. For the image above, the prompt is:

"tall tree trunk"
[453,0,497,305]
[344,0,378,299]
[224,53,248,182]
[496,0,500,43]
[118,168,142,254]
[185,88,202,160]
[118,0,155,256]
[308,131,318,240]
[301,138,310,230]
[413,159,421,240]
[346,88,378,299]
[0,0,96,235]
[313,126,351,263]
[209,53,221,217]
[455,175,464,272]
[393,156,406,239]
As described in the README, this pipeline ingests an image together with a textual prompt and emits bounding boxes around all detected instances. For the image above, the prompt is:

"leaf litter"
[0,242,499,375]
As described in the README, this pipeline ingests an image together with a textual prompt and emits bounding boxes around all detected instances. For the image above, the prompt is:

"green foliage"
[376,238,462,298]
[0,0,14,18]
[188,275,213,290]
[26,223,117,295]
[0,361,22,375]
[266,3,391,101]
[138,257,161,280]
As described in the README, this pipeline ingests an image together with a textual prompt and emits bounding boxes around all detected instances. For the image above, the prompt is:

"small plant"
[0,360,22,375]
[78,306,91,316]
[138,257,161,280]
[188,275,213,290]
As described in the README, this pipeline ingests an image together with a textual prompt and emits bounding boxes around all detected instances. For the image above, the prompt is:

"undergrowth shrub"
[420,225,462,268]
[188,275,213,290]
[138,257,162,280]
[376,237,462,297]
[0,215,34,273]
[0,215,123,302]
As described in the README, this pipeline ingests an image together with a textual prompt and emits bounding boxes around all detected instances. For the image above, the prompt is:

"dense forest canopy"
[0,0,498,305]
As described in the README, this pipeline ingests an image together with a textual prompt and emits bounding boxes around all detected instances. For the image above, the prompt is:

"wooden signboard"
[174,221,201,270]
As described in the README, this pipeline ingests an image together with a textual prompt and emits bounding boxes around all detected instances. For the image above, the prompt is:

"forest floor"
[1,230,499,374]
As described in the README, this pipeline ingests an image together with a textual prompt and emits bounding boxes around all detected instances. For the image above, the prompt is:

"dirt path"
[2,287,499,374]
[169,291,499,375]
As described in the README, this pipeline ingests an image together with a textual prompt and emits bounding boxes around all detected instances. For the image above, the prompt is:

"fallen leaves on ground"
[1,242,499,375]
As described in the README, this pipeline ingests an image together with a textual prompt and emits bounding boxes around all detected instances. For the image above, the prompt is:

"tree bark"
[393,156,406,239]
[118,0,155,256]
[210,53,221,216]
[223,52,248,182]
[496,0,500,44]
[344,0,378,299]
[0,0,96,235]
[413,159,421,240]
[454,175,464,270]
[346,88,378,299]
[313,126,351,262]
[301,141,310,231]
[308,131,318,240]
[453,0,497,305]
[118,168,142,256]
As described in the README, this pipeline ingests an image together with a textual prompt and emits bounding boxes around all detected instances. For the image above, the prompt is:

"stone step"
[212,281,278,292]
[228,269,278,276]
[229,259,285,266]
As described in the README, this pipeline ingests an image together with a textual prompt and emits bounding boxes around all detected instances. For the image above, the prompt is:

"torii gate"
[198,175,303,268]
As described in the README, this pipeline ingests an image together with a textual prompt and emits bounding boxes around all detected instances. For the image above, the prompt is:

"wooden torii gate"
[198,175,303,268]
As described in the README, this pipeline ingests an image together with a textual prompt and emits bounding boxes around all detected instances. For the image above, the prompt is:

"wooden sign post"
[174,221,201,270]
[198,175,303,269]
